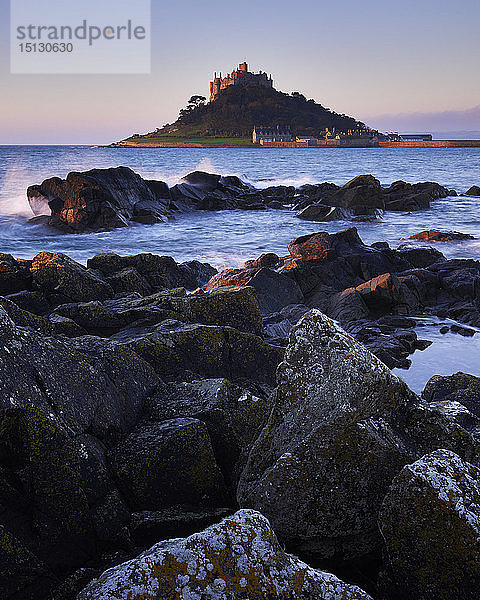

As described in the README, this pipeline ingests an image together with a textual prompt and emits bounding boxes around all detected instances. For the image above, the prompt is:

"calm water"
[1,145,480,392]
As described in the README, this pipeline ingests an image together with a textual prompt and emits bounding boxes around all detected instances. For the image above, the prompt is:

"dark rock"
[106,268,152,296]
[87,252,216,291]
[4,290,50,315]
[238,310,480,562]
[379,450,480,600]
[52,301,126,335]
[145,378,271,486]
[422,372,480,417]
[466,185,480,196]
[450,323,476,336]
[77,510,372,600]
[409,230,475,242]
[108,418,229,511]
[31,252,113,304]
[27,166,172,232]
[244,252,280,269]
[397,246,446,268]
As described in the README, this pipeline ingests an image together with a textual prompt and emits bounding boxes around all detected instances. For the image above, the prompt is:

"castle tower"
[238,62,248,72]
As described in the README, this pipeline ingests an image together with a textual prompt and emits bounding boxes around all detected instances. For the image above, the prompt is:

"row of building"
[252,126,433,147]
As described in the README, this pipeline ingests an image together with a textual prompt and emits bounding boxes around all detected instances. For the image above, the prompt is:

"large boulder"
[77,510,372,600]
[237,310,416,559]
[27,166,172,232]
[296,203,351,221]
[379,449,480,600]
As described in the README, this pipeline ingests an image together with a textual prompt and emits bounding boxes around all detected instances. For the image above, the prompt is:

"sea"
[1,144,480,392]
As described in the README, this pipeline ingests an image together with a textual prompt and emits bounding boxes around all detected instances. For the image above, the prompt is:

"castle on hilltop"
[209,62,273,102]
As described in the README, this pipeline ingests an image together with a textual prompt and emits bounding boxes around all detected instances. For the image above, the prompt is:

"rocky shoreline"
[26,166,480,234]
[1,221,480,599]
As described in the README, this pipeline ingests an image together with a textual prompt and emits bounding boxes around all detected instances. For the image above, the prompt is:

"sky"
[1,0,479,144]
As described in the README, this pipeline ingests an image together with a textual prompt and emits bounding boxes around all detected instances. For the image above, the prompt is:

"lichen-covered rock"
[422,371,480,417]
[0,253,32,295]
[237,310,416,559]
[108,418,230,511]
[379,449,480,600]
[31,252,113,304]
[77,509,372,600]
[113,320,283,386]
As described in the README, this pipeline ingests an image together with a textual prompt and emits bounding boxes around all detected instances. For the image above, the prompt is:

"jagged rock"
[409,230,475,242]
[238,310,480,561]
[108,418,230,511]
[384,181,450,211]
[465,185,480,196]
[330,175,385,211]
[27,166,172,232]
[244,252,280,269]
[77,510,372,600]
[31,252,113,304]
[379,449,480,600]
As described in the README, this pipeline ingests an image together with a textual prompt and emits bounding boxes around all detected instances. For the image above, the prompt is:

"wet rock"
[27,166,172,232]
[465,185,480,196]
[379,449,480,600]
[77,509,373,600]
[384,181,450,211]
[330,175,385,211]
[109,418,229,511]
[450,323,476,336]
[409,230,475,242]
[244,252,280,269]
[31,252,113,304]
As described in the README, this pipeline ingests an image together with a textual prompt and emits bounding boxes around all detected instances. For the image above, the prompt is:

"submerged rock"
[379,449,480,600]
[409,230,475,242]
[465,185,480,196]
[77,509,372,600]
